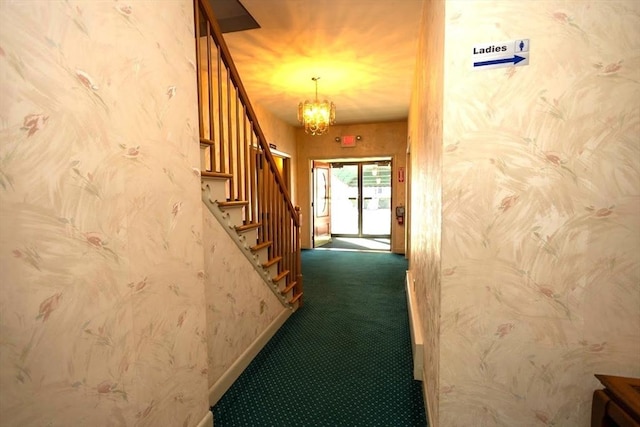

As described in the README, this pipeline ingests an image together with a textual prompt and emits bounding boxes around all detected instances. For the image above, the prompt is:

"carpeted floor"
[212,250,427,426]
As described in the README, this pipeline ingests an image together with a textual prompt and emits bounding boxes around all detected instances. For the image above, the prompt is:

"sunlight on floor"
[316,237,391,252]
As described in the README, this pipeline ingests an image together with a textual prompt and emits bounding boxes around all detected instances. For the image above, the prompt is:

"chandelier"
[297,77,336,136]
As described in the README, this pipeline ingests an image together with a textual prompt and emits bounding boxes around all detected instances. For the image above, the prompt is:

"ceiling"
[209,0,424,127]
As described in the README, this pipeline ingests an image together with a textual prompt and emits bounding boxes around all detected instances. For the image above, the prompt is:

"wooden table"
[592,374,640,427]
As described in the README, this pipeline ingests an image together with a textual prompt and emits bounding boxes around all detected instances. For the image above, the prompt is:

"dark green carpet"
[212,250,427,426]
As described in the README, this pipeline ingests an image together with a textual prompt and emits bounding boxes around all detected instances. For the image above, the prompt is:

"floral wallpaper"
[408,0,444,424]
[411,0,640,426]
[201,212,289,395]
[0,1,211,426]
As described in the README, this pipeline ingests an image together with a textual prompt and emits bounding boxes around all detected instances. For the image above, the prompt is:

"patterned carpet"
[212,250,427,426]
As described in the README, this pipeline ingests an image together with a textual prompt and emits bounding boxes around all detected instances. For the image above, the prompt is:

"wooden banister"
[195,0,302,306]
[196,0,298,217]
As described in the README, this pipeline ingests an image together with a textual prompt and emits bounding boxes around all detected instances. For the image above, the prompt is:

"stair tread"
[251,241,272,252]
[201,171,233,179]
[262,256,282,268]
[289,292,303,304]
[281,281,297,294]
[217,200,248,208]
[235,222,261,232]
[272,270,289,282]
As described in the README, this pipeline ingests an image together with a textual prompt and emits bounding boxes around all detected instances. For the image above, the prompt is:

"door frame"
[310,157,393,246]
[271,148,292,194]
[311,161,332,248]
[329,159,392,239]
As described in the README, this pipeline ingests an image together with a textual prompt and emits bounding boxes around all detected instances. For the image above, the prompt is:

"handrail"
[194,0,303,306]
[196,0,298,220]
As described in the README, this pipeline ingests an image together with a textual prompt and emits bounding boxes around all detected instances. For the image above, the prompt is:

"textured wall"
[0,1,210,426]
[439,1,640,426]
[408,0,445,423]
[295,121,407,252]
[253,102,298,203]
[202,212,288,387]
[198,63,297,387]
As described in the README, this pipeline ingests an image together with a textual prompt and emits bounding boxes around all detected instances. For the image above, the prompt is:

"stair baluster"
[195,0,303,308]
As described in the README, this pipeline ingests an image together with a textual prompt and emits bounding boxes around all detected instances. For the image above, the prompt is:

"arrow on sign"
[473,55,526,68]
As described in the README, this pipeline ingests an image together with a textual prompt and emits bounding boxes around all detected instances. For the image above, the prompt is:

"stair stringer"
[201,177,293,309]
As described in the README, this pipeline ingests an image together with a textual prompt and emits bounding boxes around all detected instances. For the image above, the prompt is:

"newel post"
[295,206,304,307]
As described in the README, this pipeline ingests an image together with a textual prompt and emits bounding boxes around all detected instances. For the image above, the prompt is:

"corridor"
[212,250,426,426]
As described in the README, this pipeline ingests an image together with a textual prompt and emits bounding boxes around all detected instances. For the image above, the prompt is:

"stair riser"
[264,264,278,278]
[252,247,269,265]
[200,145,209,171]
[219,206,245,229]
[272,276,286,292]
[236,229,258,245]
[201,182,293,309]
[202,178,228,203]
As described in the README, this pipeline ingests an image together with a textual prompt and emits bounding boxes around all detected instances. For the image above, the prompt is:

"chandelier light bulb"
[297,77,336,136]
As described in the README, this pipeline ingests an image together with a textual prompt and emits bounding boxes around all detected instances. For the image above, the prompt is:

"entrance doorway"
[312,158,392,249]
[330,160,391,238]
[312,161,331,247]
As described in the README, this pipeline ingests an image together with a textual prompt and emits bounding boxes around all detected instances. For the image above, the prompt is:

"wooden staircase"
[201,171,301,307]
[196,0,303,308]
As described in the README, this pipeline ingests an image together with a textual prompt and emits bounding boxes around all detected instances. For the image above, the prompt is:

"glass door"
[362,162,391,235]
[330,164,359,235]
[330,161,391,238]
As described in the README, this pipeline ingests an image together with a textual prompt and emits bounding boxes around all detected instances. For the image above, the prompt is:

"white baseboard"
[424,379,435,427]
[196,410,213,427]
[208,307,292,406]
[405,270,424,381]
